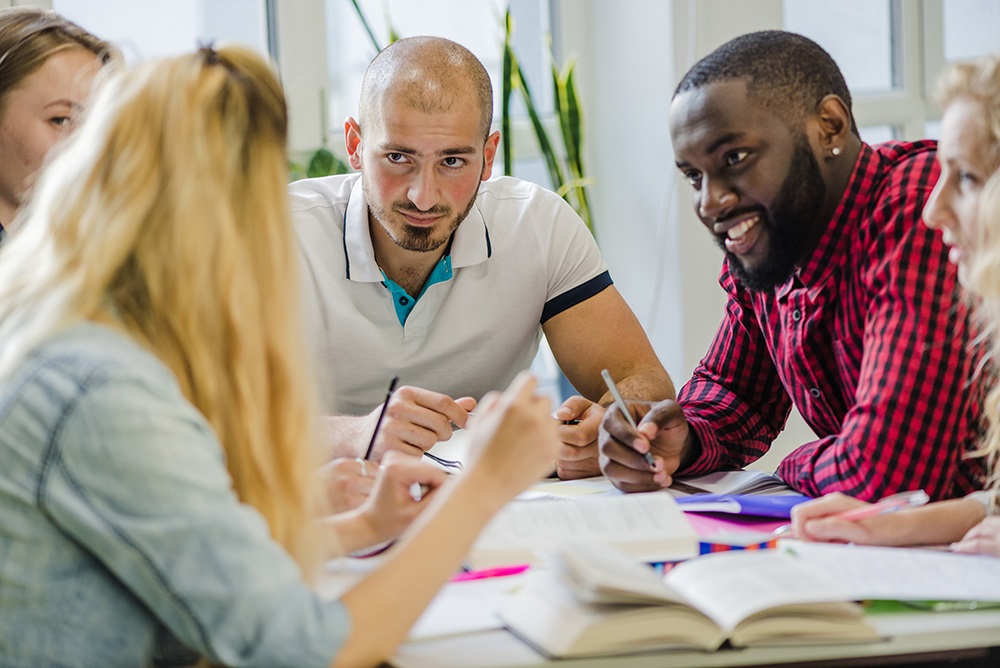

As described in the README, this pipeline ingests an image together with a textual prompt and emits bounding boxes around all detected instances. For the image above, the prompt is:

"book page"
[470,491,697,566]
[780,541,1000,601]
[665,550,852,631]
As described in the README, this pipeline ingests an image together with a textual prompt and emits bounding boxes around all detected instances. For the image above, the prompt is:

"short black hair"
[675,30,858,136]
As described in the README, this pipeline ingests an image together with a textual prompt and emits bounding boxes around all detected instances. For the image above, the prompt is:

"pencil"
[363,374,399,460]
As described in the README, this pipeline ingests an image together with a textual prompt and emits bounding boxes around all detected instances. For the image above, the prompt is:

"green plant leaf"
[348,0,383,52]
[502,10,514,176]
[514,55,565,192]
[307,147,350,178]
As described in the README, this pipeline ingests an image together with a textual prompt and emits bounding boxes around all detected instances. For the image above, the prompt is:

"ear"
[345,117,363,171]
[814,95,853,159]
[481,130,501,181]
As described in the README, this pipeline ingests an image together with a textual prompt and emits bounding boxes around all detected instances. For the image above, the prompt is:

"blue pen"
[601,369,656,469]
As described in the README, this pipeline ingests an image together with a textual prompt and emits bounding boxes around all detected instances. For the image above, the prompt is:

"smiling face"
[670,79,829,291]
[347,85,499,263]
[0,47,101,226]
[922,97,999,285]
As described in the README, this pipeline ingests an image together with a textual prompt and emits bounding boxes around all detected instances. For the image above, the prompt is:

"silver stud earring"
[831,147,842,157]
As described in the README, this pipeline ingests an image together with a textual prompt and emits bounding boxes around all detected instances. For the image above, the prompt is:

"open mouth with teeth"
[723,214,762,255]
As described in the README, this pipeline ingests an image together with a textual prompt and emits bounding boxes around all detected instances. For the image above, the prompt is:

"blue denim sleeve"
[38,371,349,668]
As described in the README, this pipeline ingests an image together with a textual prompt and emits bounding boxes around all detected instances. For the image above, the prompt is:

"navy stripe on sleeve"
[540,271,613,324]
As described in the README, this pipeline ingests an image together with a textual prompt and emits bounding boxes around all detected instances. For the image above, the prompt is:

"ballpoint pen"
[600,369,656,469]
[363,374,399,460]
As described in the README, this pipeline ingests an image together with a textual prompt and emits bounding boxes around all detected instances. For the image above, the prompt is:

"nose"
[407,165,439,212]
[921,178,952,233]
[698,180,737,221]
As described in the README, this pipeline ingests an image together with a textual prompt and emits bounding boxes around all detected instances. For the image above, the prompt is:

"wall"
[560,0,813,471]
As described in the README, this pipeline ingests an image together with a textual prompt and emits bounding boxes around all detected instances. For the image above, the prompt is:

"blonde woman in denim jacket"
[0,45,558,667]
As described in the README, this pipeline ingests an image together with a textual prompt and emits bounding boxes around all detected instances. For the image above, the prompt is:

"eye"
[681,169,702,188]
[386,152,408,164]
[50,116,71,127]
[442,156,466,168]
[958,170,980,186]
[725,150,749,166]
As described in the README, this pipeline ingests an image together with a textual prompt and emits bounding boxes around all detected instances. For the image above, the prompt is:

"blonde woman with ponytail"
[791,54,1000,554]
[0,45,558,667]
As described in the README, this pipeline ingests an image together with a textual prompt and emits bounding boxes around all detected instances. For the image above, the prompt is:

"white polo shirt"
[290,173,611,415]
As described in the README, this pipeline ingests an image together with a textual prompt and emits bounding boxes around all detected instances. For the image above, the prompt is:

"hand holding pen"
[597,370,691,493]
[788,490,931,542]
[361,376,476,460]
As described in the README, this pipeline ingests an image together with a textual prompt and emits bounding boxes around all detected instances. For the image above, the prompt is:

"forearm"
[332,474,506,668]
[315,415,368,460]
[598,365,675,406]
[879,498,986,546]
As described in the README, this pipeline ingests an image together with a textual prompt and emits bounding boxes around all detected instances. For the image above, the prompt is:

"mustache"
[710,205,766,226]
[394,203,451,216]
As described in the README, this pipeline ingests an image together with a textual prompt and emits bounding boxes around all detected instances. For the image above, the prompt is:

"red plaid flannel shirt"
[678,141,986,500]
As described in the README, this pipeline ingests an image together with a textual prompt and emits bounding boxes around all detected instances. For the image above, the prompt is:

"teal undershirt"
[381,254,454,326]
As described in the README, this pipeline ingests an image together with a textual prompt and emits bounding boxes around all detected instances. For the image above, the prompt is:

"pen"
[600,369,656,469]
[772,489,930,536]
[562,419,581,426]
[830,489,930,521]
[363,374,399,460]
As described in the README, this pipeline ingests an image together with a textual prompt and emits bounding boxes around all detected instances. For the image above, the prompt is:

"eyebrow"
[42,99,81,111]
[675,131,746,169]
[379,143,478,157]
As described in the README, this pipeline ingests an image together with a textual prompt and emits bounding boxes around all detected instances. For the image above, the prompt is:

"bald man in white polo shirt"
[291,36,673,479]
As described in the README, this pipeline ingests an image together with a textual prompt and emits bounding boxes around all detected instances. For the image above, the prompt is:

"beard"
[719,138,827,292]
[366,176,481,254]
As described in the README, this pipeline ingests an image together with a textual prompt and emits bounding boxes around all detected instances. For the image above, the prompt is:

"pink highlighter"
[451,564,530,582]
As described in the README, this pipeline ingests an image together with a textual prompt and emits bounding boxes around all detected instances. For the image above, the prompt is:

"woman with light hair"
[792,54,1000,555]
[0,45,558,667]
[0,7,114,230]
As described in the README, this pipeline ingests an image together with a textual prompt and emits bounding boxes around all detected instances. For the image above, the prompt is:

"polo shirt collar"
[343,176,492,282]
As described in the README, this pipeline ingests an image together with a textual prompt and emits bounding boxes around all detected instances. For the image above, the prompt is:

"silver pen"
[601,369,656,469]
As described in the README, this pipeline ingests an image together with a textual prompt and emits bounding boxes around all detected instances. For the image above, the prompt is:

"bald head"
[359,36,493,140]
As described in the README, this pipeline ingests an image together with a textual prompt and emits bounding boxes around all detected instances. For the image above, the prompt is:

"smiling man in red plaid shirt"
[599,30,986,500]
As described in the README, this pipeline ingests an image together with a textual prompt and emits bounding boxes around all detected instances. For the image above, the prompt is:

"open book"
[466,491,697,569]
[500,542,878,658]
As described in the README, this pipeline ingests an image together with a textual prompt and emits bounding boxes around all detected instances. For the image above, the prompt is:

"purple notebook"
[675,493,810,519]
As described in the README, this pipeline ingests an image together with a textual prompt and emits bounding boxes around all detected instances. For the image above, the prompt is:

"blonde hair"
[936,55,1000,488]
[0,46,320,571]
[0,7,116,114]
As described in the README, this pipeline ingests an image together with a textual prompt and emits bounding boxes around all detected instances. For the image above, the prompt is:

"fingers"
[556,395,592,422]
[555,443,601,479]
[952,517,1000,556]
[790,493,865,540]
[555,399,603,479]
[321,457,377,514]
[598,403,667,492]
[372,386,472,458]
[380,451,448,490]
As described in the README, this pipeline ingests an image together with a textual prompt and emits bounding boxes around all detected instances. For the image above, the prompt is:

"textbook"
[500,542,879,658]
[465,491,697,570]
[670,469,791,496]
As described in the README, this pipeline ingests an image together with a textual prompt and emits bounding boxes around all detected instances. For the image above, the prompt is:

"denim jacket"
[0,323,348,667]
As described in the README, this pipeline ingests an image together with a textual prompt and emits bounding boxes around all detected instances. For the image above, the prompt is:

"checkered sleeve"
[677,267,793,475]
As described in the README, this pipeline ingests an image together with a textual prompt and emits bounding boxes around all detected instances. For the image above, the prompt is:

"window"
[322,0,554,180]
[52,0,269,63]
